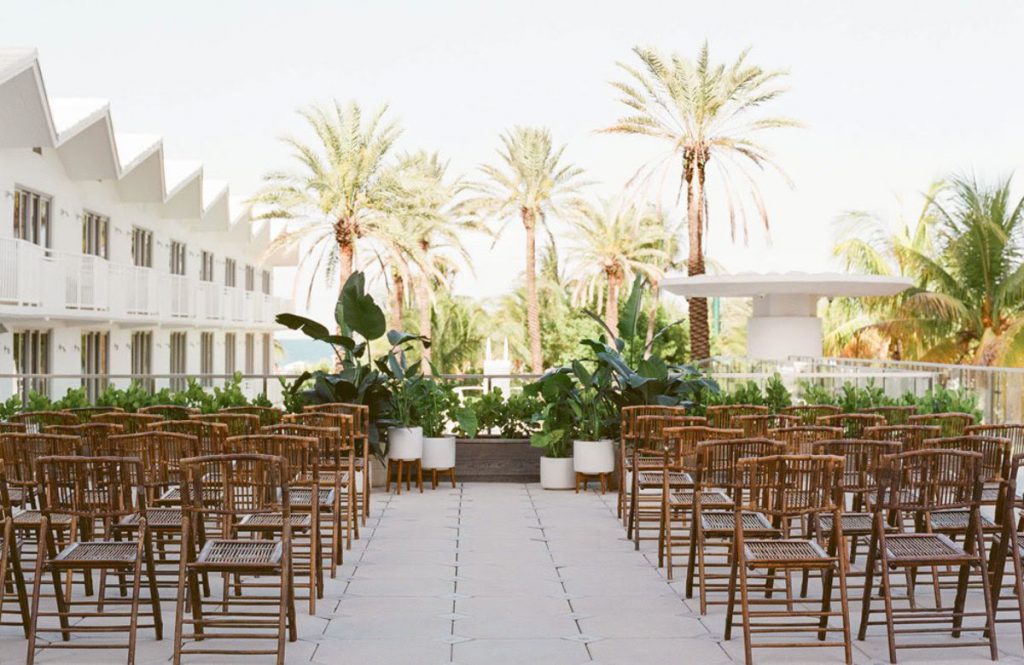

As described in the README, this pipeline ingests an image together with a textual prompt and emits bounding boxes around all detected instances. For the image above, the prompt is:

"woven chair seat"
[13,510,72,527]
[744,539,829,564]
[981,483,1001,502]
[289,487,334,507]
[157,486,223,505]
[53,541,137,565]
[625,456,662,472]
[119,508,183,529]
[668,488,733,509]
[299,470,350,484]
[7,487,27,504]
[637,470,692,487]
[699,510,776,534]
[196,539,282,567]
[884,533,970,562]
[238,512,313,530]
[818,512,876,535]
[929,509,996,532]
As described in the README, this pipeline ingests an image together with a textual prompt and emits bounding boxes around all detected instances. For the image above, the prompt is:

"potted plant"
[419,379,478,472]
[571,383,616,477]
[387,374,425,461]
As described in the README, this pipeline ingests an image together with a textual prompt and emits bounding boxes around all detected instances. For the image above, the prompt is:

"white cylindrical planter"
[387,426,423,460]
[540,456,575,490]
[422,435,456,470]
[573,439,615,474]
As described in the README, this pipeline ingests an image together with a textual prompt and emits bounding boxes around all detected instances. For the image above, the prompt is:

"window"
[169,332,187,391]
[81,331,109,400]
[224,333,237,376]
[200,251,214,282]
[262,333,272,374]
[132,227,153,267]
[244,333,255,374]
[224,259,237,287]
[169,241,186,276]
[13,330,50,400]
[261,270,271,295]
[82,212,109,258]
[199,332,214,387]
[13,188,51,247]
[244,265,255,292]
[131,331,153,392]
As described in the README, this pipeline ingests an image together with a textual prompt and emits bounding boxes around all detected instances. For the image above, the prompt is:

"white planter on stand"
[387,426,423,460]
[540,456,575,490]
[572,439,615,474]
[422,435,456,470]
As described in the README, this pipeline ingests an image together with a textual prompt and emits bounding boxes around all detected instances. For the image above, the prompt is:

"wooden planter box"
[456,437,542,482]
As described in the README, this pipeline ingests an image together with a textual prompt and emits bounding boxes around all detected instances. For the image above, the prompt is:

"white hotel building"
[0,49,293,403]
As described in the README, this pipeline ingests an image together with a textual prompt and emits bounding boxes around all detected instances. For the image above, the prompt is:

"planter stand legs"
[429,467,457,489]
[575,472,609,494]
[385,459,423,494]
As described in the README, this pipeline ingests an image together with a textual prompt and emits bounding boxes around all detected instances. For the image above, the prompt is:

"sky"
[5,0,1024,325]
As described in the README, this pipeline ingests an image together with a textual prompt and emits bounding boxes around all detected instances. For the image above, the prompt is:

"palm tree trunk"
[390,269,405,330]
[415,274,432,363]
[644,276,661,359]
[524,209,543,373]
[335,225,355,372]
[686,155,710,361]
[605,269,621,341]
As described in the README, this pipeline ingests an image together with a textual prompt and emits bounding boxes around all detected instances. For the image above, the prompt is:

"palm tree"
[828,182,942,359]
[902,176,1024,365]
[251,101,405,303]
[603,42,797,361]
[568,199,666,337]
[463,127,589,372]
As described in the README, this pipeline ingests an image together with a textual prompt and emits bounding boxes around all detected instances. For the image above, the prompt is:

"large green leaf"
[340,272,386,341]
[276,313,331,341]
[618,274,645,342]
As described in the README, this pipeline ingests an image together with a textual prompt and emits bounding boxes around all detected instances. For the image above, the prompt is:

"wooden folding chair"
[768,425,843,454]
[908,412,976,437]
[857,449,998,662]
[173,453,296,664]
[63,406,124,422]
[966,423,1024,457]
[731,413,799,437]
[92,412,163,434]
[617,405,692,524]
[190,413,261,436]
[864,424,941,453]
[987,452,1024,651]
[26,456,163,665]
[816,413,885,438]
[44,422,124,454]
[9,411,77,428]
[724,454,853,665]
[139,405,199,420]
[0,469,30,637]
[706,404,768,428]
[780,404,841,425]
[298,404,371,524]
[220,406,284,427]
[0,423,28,434]
[861,405,917,425]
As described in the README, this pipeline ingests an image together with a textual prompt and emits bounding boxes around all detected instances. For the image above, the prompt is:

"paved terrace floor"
[10,483,1024,664]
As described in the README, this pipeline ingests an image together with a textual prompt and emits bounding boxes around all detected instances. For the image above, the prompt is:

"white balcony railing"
[0,237,285,326]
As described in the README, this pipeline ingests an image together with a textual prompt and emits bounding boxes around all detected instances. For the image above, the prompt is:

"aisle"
[314,483,727,665]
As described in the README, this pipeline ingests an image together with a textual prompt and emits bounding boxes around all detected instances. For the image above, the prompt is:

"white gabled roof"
[0,48,279,250]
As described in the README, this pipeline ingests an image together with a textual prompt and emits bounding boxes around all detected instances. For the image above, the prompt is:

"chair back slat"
[908,412,976,437]
[9,411,77,427]
[878,448,982,512]
[138,405,199,420]
[739,454,845,517]
[780,404,841,425]
[705,404,768,428]
[694,437,785,490]
[62,406,124,423]
[92,412,163,434]
[190,413,261,436]
[219,406,284,427]
[148,419,228,456]
[36,455,144,520]
[812,439,900,495]
[922,435,1011,484]
[815,413,885,438]
[860,405,917,425]
[965,423,1024,457]
[864,424,941,452]
[619,406,689,442]
[768,426,843,454]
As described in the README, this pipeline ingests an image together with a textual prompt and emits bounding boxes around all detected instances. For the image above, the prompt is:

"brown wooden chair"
[227,434,322,613]
[908,412,976,437]
[264,423,357,570]
[924,435,1011,513]
[724,454,853,665]
[966,423,1024,457]
[10,411,77,427]
[220,405,284,426]
[62,406,124,422]
[683,437,785,613]
[857,449,997,663]
[173,453,296,663]
[0,468,30,637]
[617,406,691,523]
[147,421,228,505]
[92,411,163,434]
[138,404,199,420]
[861,405,917,425]
[816,413,885,438]
[303,403,371,524]
[731,413,800,437]
[190,412,261,436]
[0,433,82,511]
[0,423,28,433]
[26,456,162,665]
[43,422,124,454]
[768,425,843,454]
[864,424,941,452]
[987,452,1024,650]
[781,404,841,425]
[705,404,768,428]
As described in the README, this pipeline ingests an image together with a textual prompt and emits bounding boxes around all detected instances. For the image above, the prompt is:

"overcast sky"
[5,0,1024,322]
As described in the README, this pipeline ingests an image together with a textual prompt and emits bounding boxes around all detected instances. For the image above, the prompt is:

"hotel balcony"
[0,236,288,329]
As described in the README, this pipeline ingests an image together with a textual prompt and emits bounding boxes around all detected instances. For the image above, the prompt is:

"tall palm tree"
[603,42,797,361]
[251,101,405,303]
[568,199,666,337]
[463,127,589,372]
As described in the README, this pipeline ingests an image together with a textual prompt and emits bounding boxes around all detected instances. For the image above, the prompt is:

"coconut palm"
[902,176,1024,365]
[251,101,405,304]
[462,127,589,372]
[568,199,666,338]
[603,42,797,361]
